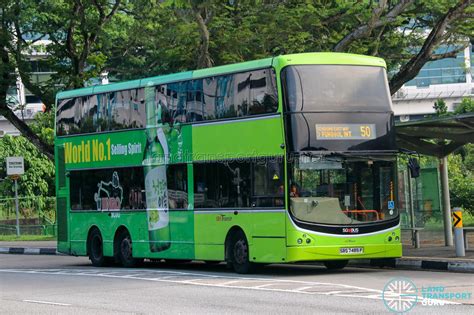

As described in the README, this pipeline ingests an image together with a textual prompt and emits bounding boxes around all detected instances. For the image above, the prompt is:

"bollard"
[452,208,465,257]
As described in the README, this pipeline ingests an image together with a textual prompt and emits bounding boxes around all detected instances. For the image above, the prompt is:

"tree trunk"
[0,106,54,160]
[194,9,213,69]
[0,32,54,160]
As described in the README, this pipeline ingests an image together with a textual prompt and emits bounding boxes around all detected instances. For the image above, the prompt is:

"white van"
[21,95,45,119]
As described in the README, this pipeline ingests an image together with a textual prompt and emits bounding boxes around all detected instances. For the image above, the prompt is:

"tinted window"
[70,167,145,211]
[56,88,145,136]
[96,93,109,132]
[56,68,277,135]
[283,65,391,112]
[200,69,278,121]
[235,69,278,116]
[80,95,96,133]
[215,75,234,118]
[110,90,131,130]
[56,98,76,136]
[252,159,284,207]
[129,88,146,128]
[25,95,42,104]
[167,164,188,209]
[72,98,82,133]
[202,77,217,120]
[186,80,204,122]
[194,159,283,209]
[155,85,173,125]
[194,162,251,208]
[167,82,187,124]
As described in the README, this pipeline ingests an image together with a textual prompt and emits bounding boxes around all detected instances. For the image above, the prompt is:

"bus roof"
[56,53,386,100]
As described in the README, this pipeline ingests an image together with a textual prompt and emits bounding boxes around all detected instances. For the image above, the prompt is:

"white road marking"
[23,300,71,306]
[218,279,244,286]
[1,268,461,306]
[254,283,277,289]
[182,278,212,284]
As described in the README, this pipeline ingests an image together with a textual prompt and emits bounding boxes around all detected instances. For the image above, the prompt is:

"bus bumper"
[286,243,402,263]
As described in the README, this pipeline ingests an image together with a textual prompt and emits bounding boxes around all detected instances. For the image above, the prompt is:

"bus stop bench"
[463,227,474,250]
[402,227,424,248]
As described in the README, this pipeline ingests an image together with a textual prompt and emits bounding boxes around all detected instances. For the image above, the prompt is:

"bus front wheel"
[88,228,107,267]
[117,230,142,268]
[323,260,349,270]
[230,230,254,274]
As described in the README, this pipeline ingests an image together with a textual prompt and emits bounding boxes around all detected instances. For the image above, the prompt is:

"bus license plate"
[340,247,364,254]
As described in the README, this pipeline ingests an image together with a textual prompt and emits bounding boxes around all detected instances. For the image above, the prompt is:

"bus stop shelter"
[396,113,474,246]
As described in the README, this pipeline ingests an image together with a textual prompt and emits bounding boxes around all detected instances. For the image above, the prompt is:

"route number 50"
[360,126,371,138]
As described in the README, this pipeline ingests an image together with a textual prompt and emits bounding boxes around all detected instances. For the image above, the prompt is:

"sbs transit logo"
[342,227,359,234]
[382,277,418,313]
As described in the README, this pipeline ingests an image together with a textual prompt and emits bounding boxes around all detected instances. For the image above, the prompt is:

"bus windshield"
[283,65,392,112]
[289,155,398,225]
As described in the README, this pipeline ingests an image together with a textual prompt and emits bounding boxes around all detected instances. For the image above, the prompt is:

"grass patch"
[0,235,56,241]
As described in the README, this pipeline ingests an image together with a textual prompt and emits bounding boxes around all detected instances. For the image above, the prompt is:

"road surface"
[0,255,473,314]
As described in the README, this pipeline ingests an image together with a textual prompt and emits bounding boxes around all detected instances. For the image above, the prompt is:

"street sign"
[452,211,463,228]
[452,208,465,257]
[6,156,24,176]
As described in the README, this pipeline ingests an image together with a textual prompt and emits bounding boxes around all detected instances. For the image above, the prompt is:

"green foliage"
[433,98,448,116]
[0,135,55,198]
[29,111,55,146]
[0,111,56,199]
[98,1,474,81]
[2,0,473,97]
[454,97,474,115]
[448,148,474,216]
[1,0,473,162]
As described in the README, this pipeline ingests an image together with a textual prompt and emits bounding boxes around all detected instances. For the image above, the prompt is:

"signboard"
[452,211,463,228]
[315,124,376,140]
[6,157,24,175]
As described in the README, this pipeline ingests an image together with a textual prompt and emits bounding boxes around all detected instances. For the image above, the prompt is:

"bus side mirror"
[408,158,420,178]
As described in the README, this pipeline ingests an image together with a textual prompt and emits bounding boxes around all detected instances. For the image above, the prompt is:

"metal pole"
[440,157,453,246]
[14,178,20,236]
[407,170,416,247]
[453,208,465,257]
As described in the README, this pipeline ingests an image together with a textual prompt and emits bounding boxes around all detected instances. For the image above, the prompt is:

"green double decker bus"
[55,52,401,273]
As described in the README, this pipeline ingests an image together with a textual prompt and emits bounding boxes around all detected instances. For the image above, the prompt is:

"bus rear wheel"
[230,230,254,274]
[117,230,141,268]
[88,229,107,267]
[324,260,349,270]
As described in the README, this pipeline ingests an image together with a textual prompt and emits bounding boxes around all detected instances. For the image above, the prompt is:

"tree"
[387,0,473,94]
[434,98,448,116]
[448,150,474,216]
[0,0,124,160]
[35,0,123,89]
[1,0,473,157]
[454,97,474,114]
[0,138,55,199]
[0,0,54,160]
[0,111,55,198]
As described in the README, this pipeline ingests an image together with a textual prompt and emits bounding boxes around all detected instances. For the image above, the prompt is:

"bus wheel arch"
[113,226,142,268]
[225,226,254,274]
[87,226,107,267]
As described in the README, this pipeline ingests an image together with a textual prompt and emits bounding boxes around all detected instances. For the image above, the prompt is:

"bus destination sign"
[315,124,376,140]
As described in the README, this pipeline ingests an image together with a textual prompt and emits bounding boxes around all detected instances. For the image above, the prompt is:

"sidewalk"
[349,244,474,273]
[0,241,57,255]
[1,240,474,272]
